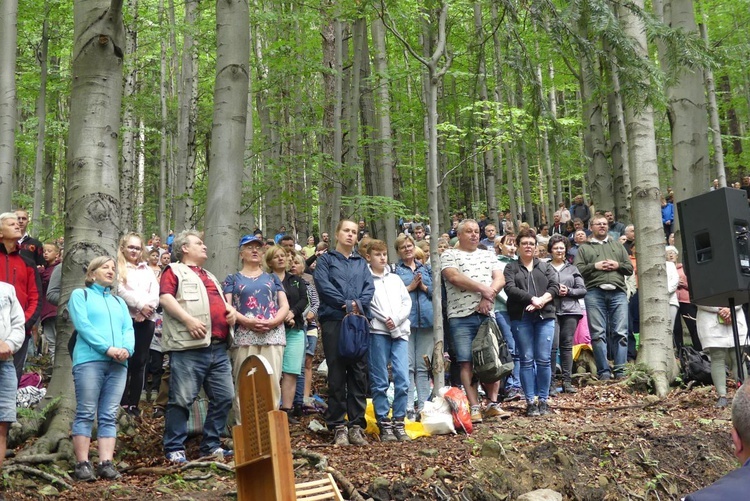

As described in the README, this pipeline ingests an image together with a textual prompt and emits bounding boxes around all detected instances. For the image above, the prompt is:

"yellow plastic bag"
[364,399,431,440]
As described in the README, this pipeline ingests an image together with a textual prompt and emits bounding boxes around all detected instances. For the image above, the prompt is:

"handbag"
[338,300,370,360]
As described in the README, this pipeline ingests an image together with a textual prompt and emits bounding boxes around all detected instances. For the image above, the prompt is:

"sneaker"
[73,461,96,482]
[470,405,483,424]
[392,420,411,442]
[210,447,234,459]
[378,420,397,442]
[503,387,523,402]
[526,401,540,417]
[347,425,368,446]
[152,407,165,419]
[717,396,728,408]
[166,450,188,464]
[333,425,350,446]
[406,409,417,421]
[599,372,612,381]
[484,402,512,420]
[538,400,550,416]
[562,382,578,394]
[548,384,559,398]
[96,460,121,480]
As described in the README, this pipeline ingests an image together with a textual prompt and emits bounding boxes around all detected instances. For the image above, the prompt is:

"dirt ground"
[3,365,740,500]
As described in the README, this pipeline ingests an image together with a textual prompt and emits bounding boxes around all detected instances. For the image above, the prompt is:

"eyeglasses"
[126,246,142,251]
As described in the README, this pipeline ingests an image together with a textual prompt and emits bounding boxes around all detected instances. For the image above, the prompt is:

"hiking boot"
[406,409,417,422]
[152,407,165,419]
[470,405,483,424]
[378,419,397,442]
[292,403,303,418]
[548,384,559,397]
[166,450,188,464]
[716,396,728,408]
[538,400,550,416]
[392,419,411,442]
[484,402,511,420]
[74,460,96,482]
[599,372,612,381]
[562,382,578,394]
[526,401,540,417]
[348,425,368,446]
[96,460,121,480]
[333,425,350,446]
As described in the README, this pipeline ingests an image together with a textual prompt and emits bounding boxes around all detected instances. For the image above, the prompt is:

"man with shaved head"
[685,383,750,499]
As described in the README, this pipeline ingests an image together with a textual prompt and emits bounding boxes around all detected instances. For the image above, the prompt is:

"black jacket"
[281,272,308,331]
[503,258,559,321]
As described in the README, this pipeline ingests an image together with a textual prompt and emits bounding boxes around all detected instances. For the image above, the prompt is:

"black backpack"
[471,317,514,383]
[679,346,713,385]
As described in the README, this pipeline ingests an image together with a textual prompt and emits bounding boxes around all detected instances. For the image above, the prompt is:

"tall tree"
[32,11,50,226]
[28,0,125,458]
[620,0,676,396]
[0,0,18,211]
[173,0,198,230]
[204,0,249,279]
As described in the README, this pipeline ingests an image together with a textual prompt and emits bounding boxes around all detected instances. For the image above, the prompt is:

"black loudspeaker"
[677,188,750,306]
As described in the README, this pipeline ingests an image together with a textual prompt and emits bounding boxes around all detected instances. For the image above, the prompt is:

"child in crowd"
[40,242,61,360]
[366,240,412,442]
[0,283,25,482]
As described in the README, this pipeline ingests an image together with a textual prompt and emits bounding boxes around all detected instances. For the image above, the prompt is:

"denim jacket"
[314,250,375,321]
[393,260,433,328]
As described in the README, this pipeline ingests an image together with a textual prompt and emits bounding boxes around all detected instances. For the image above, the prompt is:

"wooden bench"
[233,355,343,501]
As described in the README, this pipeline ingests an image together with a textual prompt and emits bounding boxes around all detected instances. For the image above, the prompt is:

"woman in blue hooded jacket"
[68,256,134,481]
[393,234,434,417]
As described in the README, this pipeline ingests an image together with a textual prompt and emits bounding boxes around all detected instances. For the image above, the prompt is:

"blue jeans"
[408,327,434,412]
[585,288,629,377]
[369,334,409,421]
[72,360,127,438]
[495,311,521,390]
[449,312,485,362]
[294,334,318,406]
[512,315,555,402]
[0,361,18,423]
[164,344,234,455]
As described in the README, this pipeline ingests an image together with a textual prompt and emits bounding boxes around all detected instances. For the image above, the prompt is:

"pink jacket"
[676,263,691,304]
[117,261,160,322]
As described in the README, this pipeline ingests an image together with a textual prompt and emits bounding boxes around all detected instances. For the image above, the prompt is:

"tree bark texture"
[621,0,676,397]
[661,0,709,205]
[33,15,49,227]
[0,0,19,211]
[699,13,726,187]
[204,0,249,280]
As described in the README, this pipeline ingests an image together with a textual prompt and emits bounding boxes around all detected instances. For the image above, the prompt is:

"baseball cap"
[239,234,264,248]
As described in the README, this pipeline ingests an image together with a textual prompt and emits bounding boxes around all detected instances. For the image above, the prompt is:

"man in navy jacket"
[685,383,750,500]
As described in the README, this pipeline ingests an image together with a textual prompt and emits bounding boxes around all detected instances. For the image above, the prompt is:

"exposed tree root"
[293,448,329,469]
[124,460,234,475]
[7,453,65,464]
[294,448,366,500]
[4,464,72,490]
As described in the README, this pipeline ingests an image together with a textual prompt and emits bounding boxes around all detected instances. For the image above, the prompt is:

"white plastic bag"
[419,397,456,435]
[316,359,328,375]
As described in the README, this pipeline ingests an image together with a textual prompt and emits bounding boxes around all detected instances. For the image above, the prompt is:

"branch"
[378,0,429,68]
[4,464,72,490]
[429,1,449,68]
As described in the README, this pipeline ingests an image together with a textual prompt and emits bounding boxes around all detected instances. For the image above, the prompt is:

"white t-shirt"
[441,248,502,319]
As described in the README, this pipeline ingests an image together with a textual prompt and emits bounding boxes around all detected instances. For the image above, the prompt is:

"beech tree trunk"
[474,2,497,227]
[606,31,632,223]
[29,0,125,460]
[120,0,138,232]
[173,0,198,230]
[659,0,709,207]
[204,0,249,279]
[699,12,726,187]
[32,15,49,227]
[158,0,168,238]
[621,0,676,397]
[371,17,397,249]
[0,0,18,211]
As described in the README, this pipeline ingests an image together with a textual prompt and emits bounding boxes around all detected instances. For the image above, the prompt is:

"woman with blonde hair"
[116,233,160,417]
[69,256,134,481]
[265,245,308,423]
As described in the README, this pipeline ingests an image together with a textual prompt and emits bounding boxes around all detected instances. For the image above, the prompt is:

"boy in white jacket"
[366,240,412,442]
[0,282,25,477]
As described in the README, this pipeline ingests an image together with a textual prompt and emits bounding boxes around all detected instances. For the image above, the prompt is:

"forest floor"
[3,360,740,501]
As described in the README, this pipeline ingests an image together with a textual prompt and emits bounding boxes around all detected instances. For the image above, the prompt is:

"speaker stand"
[728,297,745,384]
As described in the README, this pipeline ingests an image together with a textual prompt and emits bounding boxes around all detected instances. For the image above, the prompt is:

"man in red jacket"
[0,213,41,383]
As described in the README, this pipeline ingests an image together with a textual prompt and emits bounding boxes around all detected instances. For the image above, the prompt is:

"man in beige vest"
[159,230,237,464]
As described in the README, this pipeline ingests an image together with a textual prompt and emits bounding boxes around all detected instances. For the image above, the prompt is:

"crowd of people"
[1,185,749,491]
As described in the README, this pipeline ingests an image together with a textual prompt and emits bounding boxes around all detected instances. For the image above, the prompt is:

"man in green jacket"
[574,215,633,380]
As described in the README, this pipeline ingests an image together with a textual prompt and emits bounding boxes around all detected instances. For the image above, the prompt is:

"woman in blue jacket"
[69,256,135,481]
[393,234,433,418]
[313,220,374,447]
